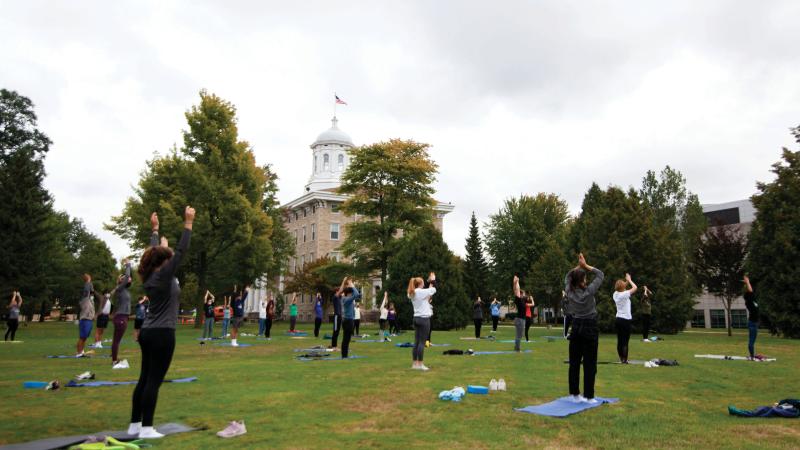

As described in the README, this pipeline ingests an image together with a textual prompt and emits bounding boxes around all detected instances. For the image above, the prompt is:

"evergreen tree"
[571,184,693,333]
[463,212,490,303]
[386,225,468,330]
[747,129,800,337]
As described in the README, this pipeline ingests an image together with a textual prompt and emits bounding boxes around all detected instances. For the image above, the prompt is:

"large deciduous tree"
[108,91,292,319]
[747,129,800,337]
[463,212,490,303]
[693,225,747,336]
[338,139,438,287]
[484,193,570,299]
[386,225,468,330]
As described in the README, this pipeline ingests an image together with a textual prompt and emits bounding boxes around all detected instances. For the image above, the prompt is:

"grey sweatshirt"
[79,295,95,320]
[563,268,604,320]
[113,262,132,316]
[142,229,191,329]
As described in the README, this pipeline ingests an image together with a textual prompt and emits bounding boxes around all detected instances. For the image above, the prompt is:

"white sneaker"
[584,398,599,404]
[419,364,430,371]
[231,340,239,347]
[138,426,165,439]
[489,379,498,391]
[643,339,650,343]
[76,351,85,358]
[217,420,247,438]
[497,379,507,391]
[94,342,103,349]
[127,422,142,435]
[76,371,95,380]
[567,395,583,403]
[113,359,130,369]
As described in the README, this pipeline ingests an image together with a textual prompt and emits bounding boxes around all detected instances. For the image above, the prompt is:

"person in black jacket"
[473,297,484,338]
[743,275,759,360]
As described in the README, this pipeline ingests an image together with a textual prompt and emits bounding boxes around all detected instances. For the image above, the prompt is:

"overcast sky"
[2,1,799,260]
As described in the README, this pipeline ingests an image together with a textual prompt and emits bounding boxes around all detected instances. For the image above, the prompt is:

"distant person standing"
[265,295,275,340]
[111,260,133,367]
[408,272,437,371]
[134,297,148,342]
[354,302,362,335]
[258,294,267,338]
[473,296,483,338]
[743,275,759,360]
[230,287,248,347]
[524,295,535,342]
[379,292,389,342]
[490,298,501,333]
[288,294,298,332]
[5,291,22,341]
[221,295,231,338]
[564,253,604,404]
[340,277,361,359]
[76,274,95,357]
[94,291,112,348]
[202,290,215,340]
[640,286,653,342]
[613,273,637,364]
[313,293,323,337]
[388,303,399,335]
[512,276,527,352]
[330,290,342,351]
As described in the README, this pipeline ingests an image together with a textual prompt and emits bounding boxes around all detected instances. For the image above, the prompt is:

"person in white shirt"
[258,296,268,337]
[612,273,637,364]
[379,292,389,342]
[354,302,362,335]
[94,292,112,348]
[407,272,437,371]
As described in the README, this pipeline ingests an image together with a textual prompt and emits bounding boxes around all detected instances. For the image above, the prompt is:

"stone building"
[689,199,755,329]
[246,117,454,321]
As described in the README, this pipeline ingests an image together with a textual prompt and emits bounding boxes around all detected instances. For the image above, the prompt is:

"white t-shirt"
[380,301,389,320]
[259,300,267,319]
[409,287,436,318]
[354,305,361,320]
[613,290,632,320]
[101,295,112,315]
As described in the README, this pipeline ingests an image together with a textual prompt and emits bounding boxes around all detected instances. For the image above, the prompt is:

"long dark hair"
[138,246,174,282]
[568,269,587,291]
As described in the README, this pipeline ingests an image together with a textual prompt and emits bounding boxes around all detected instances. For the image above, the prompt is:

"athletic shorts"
[134,318,144,330]
[232,316,244,328]
[96,314,109,329]
[79,319,93,339]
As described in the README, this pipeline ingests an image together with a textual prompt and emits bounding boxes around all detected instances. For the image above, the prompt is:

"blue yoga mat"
[296,355,366,361]
[286,331,309,336]
[65,377,198,387]
[46,354,109,359]
[497,340,535,343]
[473,350,532,355]
[395,342,413,347]
[354,339,391,343]
[195,337,224,341]
[515,397,619,417]
[212,342,253,347]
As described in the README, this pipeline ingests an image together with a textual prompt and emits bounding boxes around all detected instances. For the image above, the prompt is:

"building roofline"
[282,191,455,214]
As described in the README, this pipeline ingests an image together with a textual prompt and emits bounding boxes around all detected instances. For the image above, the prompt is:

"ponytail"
[407,278,416,298]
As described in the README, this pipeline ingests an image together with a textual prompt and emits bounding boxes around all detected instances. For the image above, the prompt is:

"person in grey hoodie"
[111,259,133,366]
[564,253,604,404]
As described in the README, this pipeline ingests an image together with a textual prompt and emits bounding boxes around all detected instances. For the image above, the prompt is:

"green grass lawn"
[1,321,799,449]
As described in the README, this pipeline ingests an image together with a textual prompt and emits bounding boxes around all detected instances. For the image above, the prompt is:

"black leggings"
[314,318,322,337]
[641,314,651,340]
[615,318,632,362]
[5,319,19,341]
[389,319,399,334]
[265,318,273,338]
[525,317,532,341]
[342,318,354,358]
[131,328,176,426]
[492,316,499,331]
[289,316,297,331]
[568,318,598,399]
[354,319,360,335]
[331,315,342,347]
[474,318,482,338]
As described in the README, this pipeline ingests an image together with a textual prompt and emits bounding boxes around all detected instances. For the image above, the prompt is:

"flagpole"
[333,92,337,118]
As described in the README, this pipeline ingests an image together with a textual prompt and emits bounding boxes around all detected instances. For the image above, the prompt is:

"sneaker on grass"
[217,420,247,438]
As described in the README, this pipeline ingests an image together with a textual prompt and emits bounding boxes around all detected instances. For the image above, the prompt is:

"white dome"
[312,117,353,147]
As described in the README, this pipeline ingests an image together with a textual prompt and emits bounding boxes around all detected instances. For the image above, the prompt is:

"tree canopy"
[463,212,490,303]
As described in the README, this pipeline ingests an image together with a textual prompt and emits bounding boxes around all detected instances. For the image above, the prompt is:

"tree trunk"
[725,299,732,337]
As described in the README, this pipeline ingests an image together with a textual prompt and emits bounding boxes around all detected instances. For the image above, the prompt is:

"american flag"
[335,95,347,105]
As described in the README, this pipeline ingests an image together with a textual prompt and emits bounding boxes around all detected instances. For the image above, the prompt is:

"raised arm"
[149,212,160,247]
[513,275,521,298]
[625,273,638,295]
[9,291,15,307]
[579,253,604,296]
[743,275,753,293]
[159,206,194,278]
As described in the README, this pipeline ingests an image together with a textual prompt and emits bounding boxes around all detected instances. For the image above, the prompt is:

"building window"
[691,310,705,328]
[303,208,307,218]
[311,223,316,241]
[710,309,726,329]
[314,155,318,173]
[294,230,298,244]
[323,153,329,170]
[731,309,748,329]
[331,203,340,213]
[312,205,316,214]
[300,255,305,269]
[294,211,299,221]
[338,154,344,170]
[330,223,340,240]
[329,251,341,262]
[290,258,296,274]
[302,226,306,243]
